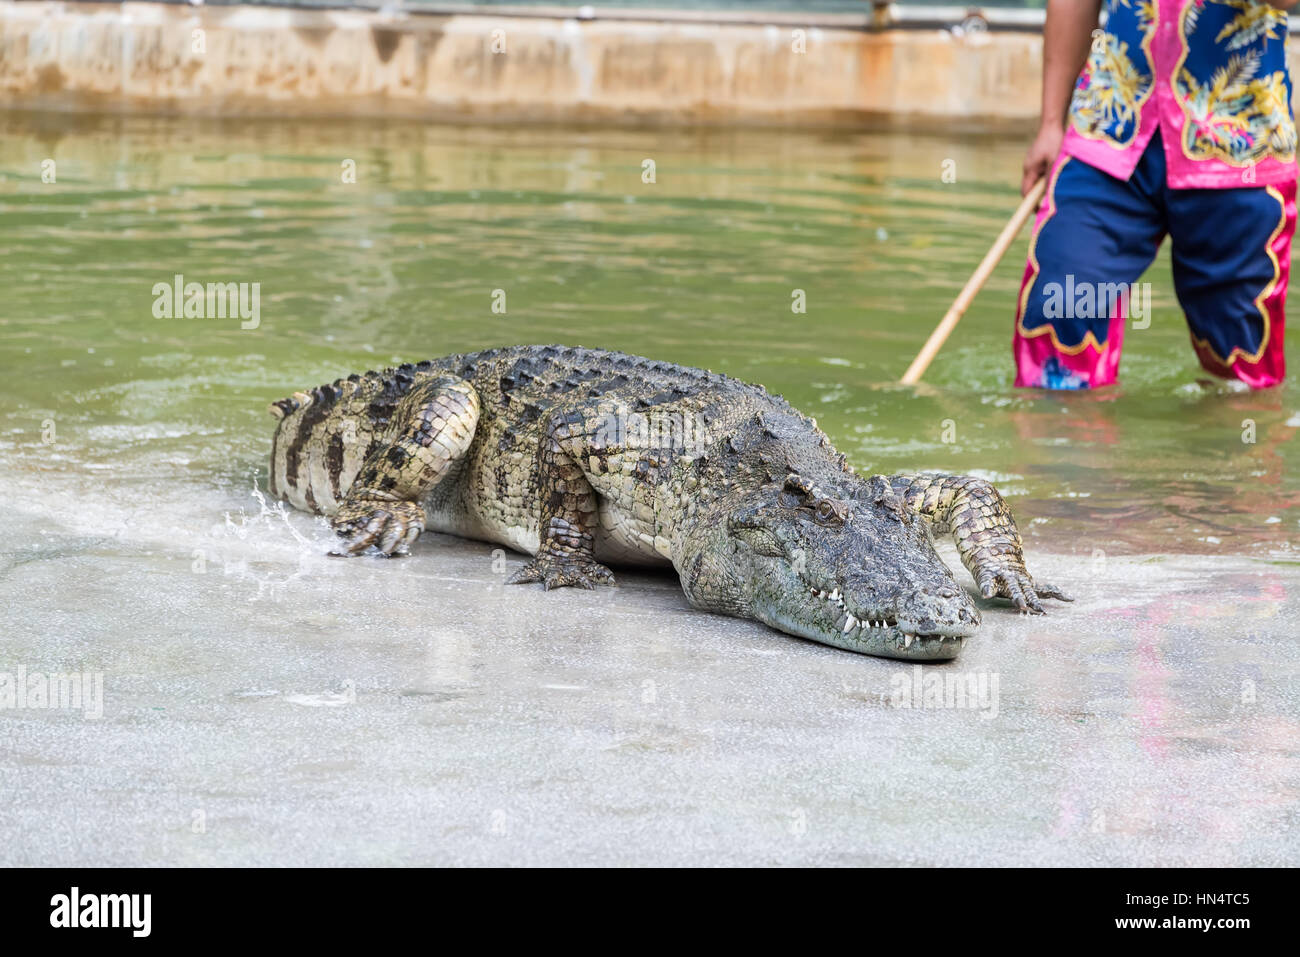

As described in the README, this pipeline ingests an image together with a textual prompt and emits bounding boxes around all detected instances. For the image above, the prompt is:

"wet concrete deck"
[1,498,1296,866]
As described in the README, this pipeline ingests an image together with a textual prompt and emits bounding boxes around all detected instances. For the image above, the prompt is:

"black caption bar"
[0,867,1285,944]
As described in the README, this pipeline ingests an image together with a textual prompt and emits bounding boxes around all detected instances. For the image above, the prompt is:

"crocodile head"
[681,473,980,660]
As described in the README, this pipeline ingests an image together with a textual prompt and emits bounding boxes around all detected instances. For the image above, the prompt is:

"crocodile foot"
[330,500,425,556]
[507,552,616,590]
[975,560,1072,615]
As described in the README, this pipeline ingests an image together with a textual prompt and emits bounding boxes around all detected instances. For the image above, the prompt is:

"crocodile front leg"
[507,410,616,590]
[332,375,479,556]
[888,473,1071,614]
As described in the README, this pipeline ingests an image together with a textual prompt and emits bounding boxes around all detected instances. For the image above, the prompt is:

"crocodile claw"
[507,553,616,590]
[330,500,425,556]
[977,566,1072,615]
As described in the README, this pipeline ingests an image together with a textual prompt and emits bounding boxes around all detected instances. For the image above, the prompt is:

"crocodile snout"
[896,587,980,638]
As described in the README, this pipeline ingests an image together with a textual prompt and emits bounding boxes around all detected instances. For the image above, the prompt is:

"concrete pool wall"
[0,0,1231,127]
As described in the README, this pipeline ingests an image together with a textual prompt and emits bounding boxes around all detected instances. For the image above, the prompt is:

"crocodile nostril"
[937,586,959,599]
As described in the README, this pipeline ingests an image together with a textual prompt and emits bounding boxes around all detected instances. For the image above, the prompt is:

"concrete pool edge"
[4,0,1047,125]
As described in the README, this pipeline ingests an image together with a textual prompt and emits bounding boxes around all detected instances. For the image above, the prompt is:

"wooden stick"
[900,176,1047,385]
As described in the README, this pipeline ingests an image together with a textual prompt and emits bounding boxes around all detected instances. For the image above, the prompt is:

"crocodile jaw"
[756,586,977,661]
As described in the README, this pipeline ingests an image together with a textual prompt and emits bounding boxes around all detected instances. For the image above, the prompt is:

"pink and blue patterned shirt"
[1063,0,1298,188]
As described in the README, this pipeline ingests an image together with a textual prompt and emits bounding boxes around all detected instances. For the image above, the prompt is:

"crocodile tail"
[269,363,442,509]
[268,367,394,418]
[268,391,313,419]
[267,372,392,509]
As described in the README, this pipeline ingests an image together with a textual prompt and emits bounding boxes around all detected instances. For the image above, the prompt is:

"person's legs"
[1167,180,1296,390]
[1013,150,1167,389]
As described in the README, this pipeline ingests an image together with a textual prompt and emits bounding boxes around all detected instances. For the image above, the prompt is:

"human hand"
[1022,123,1064,196]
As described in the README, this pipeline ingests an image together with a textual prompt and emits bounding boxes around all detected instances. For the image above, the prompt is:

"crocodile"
[267,345,1069,660]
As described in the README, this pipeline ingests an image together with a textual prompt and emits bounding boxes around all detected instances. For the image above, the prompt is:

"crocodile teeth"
[829,589,840,601]
[904,634,913,649]
[843,614,858,633]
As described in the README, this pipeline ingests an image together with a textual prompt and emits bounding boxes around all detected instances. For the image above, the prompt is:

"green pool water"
[1,111,1296,558]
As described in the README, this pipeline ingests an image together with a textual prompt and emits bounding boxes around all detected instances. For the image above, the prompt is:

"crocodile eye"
[814,500,844,525]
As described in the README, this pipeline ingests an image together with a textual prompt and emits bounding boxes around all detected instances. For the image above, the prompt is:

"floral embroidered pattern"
[1071,38,1153,144]
[1214,0,1284,51]
[1035,356,1089,390]
[1133,0,1157,31]
[1068,0,1296,169]
[1177,0,1295,165]
[1177,54,1296,164]
[1069,0,1155,146]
